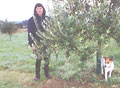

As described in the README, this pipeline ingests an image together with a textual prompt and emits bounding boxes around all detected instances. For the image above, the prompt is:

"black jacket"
[28,16,44,47]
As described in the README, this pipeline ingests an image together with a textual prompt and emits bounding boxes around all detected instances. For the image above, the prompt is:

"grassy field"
[0,31,34,88]
[0,30,120,88]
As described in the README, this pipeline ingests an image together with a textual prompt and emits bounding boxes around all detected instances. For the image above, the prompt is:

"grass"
[0,32,34,72]
[0,32,35,88]
[0,31,120,88]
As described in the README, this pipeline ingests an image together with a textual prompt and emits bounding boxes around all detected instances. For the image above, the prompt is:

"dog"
[101,56,114,81]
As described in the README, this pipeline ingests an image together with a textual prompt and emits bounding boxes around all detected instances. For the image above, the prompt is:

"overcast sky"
[0,0,52,22]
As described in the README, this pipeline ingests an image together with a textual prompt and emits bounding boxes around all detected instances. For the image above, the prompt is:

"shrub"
[0,20,17,40]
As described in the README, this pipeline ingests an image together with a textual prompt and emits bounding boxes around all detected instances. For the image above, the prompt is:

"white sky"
[0,0,52,22]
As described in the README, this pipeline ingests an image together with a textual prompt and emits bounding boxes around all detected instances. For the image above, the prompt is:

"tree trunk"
[96,41,102,75]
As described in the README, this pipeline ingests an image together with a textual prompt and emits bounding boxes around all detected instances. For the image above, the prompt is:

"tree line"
[0,19,28,40]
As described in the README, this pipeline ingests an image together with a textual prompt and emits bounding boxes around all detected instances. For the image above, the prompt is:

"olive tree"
[0,20,17,40]
[32,0,120,79]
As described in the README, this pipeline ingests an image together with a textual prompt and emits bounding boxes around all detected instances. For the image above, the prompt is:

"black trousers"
[35,57,49,79]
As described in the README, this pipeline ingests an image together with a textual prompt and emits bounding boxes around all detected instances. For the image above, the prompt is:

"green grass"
[0,32,120,88]
[0,32,59,88]
[0,32,35,88]
[0,32,35,72]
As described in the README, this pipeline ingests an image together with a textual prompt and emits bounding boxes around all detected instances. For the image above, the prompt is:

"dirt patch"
[21,69,120,88]
[17,28,27,33]
[24,77,83,88]
[13,28,27,34]
[24,76,111,88]
[0,70,120,88]
[39,77,67,88]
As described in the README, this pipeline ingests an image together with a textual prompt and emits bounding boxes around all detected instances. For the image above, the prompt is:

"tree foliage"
[0,20,17,40]
[32,0,120,79]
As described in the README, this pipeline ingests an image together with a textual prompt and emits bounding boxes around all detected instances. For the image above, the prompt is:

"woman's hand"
[31,46,35,51]
[31,44,36,51]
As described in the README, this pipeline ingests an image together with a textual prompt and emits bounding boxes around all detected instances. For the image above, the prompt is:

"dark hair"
[34,3,46,19]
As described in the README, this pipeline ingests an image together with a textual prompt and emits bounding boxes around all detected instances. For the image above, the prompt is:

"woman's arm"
[28,18,34,47]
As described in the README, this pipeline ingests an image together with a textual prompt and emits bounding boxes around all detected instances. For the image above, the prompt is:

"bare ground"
[0,69,119,88]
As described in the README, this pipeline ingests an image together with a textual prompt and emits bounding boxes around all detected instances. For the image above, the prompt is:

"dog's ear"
[103,56,108,60]
[109,58,113,61]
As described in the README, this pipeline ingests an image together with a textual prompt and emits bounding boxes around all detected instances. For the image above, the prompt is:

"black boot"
[35,58,41,79]
[44,57,50,79]
[44,66,50,78]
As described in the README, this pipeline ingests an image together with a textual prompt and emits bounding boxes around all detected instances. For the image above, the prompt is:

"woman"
[28,3,50,80]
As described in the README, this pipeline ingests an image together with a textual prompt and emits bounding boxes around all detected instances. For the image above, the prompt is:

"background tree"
[0,19,18,40]
[89,0,120,74]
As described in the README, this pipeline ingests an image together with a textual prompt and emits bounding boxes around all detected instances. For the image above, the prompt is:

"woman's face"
[36,6,43,16]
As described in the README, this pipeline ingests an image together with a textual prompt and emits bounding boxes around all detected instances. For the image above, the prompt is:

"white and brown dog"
[101,56,114,81]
